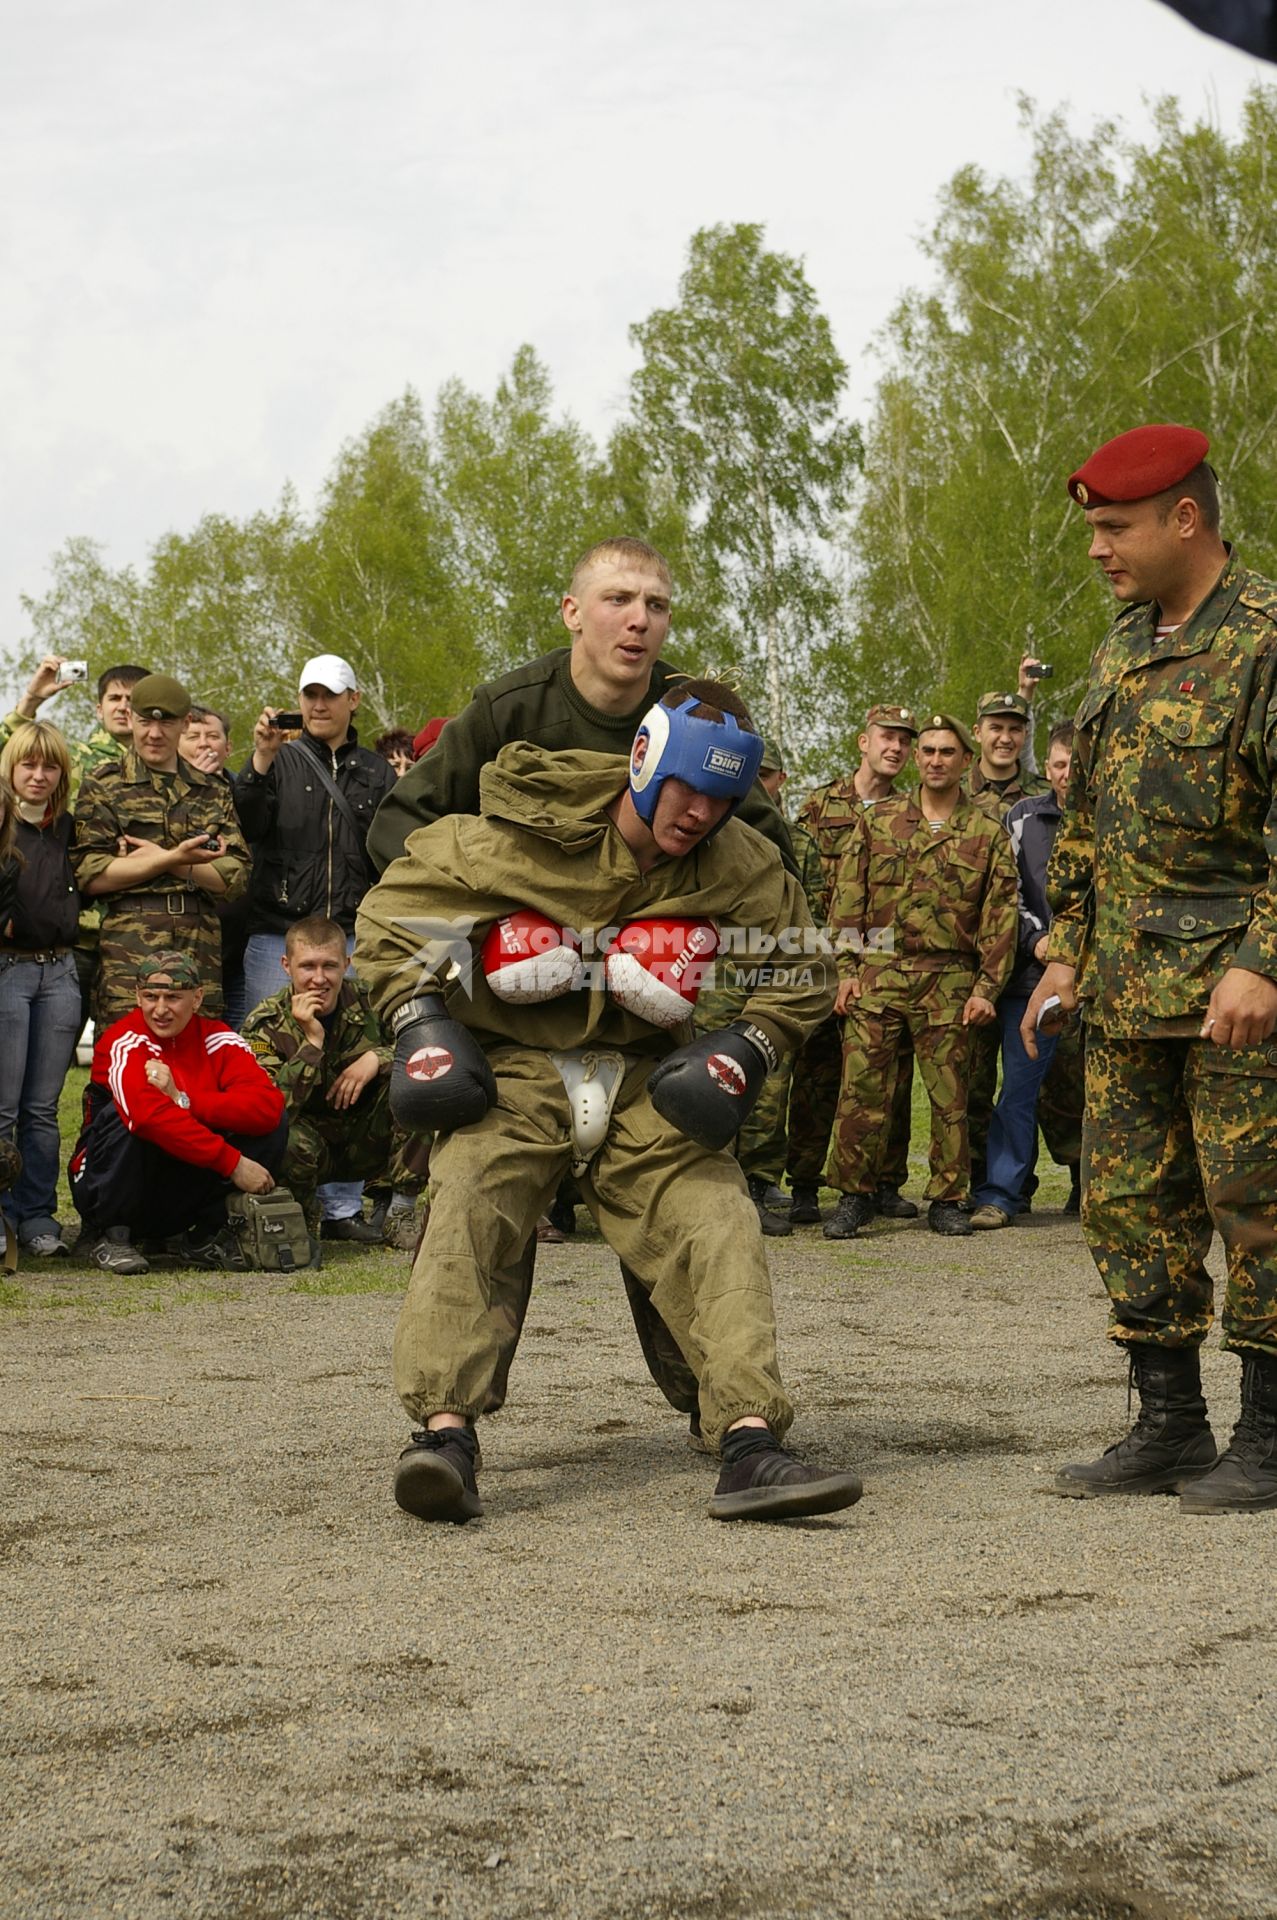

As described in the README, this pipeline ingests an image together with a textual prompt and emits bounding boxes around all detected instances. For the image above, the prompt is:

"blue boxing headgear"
[629,694,765,831]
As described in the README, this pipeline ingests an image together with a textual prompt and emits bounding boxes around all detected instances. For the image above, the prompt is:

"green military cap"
[136,950,202,989]
[975,690,1031,723]
[130,673,191,721]
[864,702,919,736]
[759,736,785,774]
[918,711,976,753]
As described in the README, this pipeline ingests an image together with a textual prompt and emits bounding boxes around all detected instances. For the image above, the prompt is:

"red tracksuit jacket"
[89,1011,285,1178]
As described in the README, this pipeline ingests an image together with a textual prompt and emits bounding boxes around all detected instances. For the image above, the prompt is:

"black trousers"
[70,1103,288,1239]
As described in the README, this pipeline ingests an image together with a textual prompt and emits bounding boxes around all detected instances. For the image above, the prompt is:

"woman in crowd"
[374,728,416,778]
[0,721,82,1257]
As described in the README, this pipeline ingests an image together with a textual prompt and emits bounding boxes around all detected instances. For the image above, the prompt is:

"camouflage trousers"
[695,973,791,1183]
[284,1077,429,1223]
[1083,1032,1277,1356]
[966,1021,999,1189]
[1039,1018,1085,1168]
[786,1016,912,1190]
[393,1046,793,1451]
[826,970,975,1204]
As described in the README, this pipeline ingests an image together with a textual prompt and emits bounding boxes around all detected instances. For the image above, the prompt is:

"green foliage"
[838,86,1277,777]
[628,223,861,755]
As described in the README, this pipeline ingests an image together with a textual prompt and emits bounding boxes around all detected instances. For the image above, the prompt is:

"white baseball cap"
[299,653,358,694]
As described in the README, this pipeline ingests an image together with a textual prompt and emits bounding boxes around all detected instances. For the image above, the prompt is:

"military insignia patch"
[1075,481,1089,504]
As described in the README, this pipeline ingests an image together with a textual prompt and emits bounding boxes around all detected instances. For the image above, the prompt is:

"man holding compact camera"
[71,674,249,1026]
[234,654,396,1240]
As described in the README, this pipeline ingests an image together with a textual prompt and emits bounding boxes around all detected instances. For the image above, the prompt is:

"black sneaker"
[321,1214,383,1244]
[788,1185,822,1225]
[875,1187,919,1220]
[182,1225,251,1272]
[394,1427,483,1523]
[747,1175,792,1237]
[928,1200,973,1236]
[823,1192,875,1240]
[709,1434,862,1522]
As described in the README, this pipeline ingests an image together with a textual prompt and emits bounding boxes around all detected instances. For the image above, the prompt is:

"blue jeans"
[973,993,1059,1217]
[0,952,82,1239]
[241,928,363,1222]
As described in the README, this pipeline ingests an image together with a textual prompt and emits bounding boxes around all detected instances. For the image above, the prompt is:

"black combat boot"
[394,1425,483,1523]
[1180,1352,1277,1514]
[1053,1344,1216,1498]
[875,1186,919,1219]
[788,1184,822,1225]
[823,1192,876,1240]
[927,1200,972,1237]
[746,1175,792,1237]
[1063,1163,1081,1215]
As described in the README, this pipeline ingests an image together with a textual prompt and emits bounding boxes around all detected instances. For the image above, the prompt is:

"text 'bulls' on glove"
[481,910,582,1004]
[645,1021,778,1151]
[390,995,497,1134]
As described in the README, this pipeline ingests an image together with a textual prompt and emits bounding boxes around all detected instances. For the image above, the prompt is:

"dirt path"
[3,1214,1274,1920]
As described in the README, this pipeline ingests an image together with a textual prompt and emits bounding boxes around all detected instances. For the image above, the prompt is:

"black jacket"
[1004,790,1062,996]
[0,814,79,950]
[234,728,396,935]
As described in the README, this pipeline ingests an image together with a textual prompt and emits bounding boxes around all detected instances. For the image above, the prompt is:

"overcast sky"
[1,0,1268,683]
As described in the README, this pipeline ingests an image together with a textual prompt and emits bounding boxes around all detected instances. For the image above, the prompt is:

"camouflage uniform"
[828,793,1018,1202]
[70,750,249,1026]
[788,778,912,1191]
[1049,553,1277,1357]
[966,761,1051,1186]
[240,978,429,1224]
[693,820,827,1182]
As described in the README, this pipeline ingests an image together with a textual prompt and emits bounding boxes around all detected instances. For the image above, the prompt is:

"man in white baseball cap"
[235,648,399,1243]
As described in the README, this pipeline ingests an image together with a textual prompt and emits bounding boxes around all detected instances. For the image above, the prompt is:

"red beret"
[1067,424,1210,507]
[412,717,449,760]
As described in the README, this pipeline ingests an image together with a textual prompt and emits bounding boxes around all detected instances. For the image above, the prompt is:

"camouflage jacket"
[799,775,899,902]
[71,750,249,903]
[829,791,1018,1002]
[968,762,1049,821]
[1048,552,1277,1036]
[240,977,393,1122]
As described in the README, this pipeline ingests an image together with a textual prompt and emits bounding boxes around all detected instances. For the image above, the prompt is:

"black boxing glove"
[390,995,497,1134]
[646,1021,778,1151]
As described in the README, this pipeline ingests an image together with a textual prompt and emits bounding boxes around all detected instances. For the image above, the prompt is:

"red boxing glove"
[605,919,719,1029]
[481,910,582,1004]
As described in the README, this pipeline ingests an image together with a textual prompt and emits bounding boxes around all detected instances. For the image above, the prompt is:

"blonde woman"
[0,721,81,1257]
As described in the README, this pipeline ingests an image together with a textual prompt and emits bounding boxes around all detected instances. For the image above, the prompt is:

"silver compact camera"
[64,659,88,683]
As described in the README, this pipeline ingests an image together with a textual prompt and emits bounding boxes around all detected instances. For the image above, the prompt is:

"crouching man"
[355,679,863,1525]
[240,914,427,1250]
[70,951,287,1273]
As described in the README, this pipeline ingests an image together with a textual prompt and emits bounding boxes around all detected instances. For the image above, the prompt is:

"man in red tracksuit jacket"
[70,950,287,1274]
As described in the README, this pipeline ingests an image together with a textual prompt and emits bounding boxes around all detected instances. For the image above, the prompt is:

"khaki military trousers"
[392,1047,794,1450]
[1084,1031,1277,1357]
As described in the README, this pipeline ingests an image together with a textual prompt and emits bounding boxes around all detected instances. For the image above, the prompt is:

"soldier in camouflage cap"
[71,675,250,1026]
[786,701,921,1225]
[1026,423,1277,1514]
[825,716,1018,1239]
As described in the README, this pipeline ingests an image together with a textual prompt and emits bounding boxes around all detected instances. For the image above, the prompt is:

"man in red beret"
[1024,424,1277,1515]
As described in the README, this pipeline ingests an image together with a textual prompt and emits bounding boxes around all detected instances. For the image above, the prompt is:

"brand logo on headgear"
[702,746,746,778]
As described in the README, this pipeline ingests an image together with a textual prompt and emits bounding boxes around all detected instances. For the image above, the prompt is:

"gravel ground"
[3,1207,1275,1920]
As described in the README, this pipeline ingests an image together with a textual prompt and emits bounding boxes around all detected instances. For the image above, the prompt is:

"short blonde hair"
[568,537,672,599]
[0,720,73,820]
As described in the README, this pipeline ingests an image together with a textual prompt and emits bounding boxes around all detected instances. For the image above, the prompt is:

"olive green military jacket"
[829,792,1018,1003]
[356,745,833,1065]
[1048,553,1277,1036]
[241,978,393,1122]
[968,763,1049,818]
[366,646,797,878]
